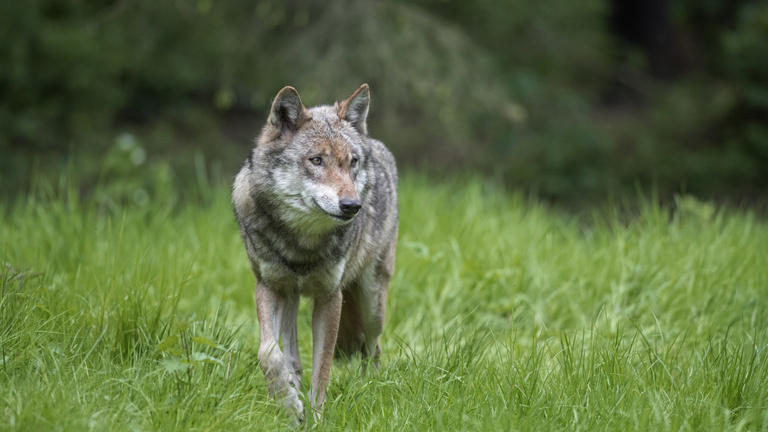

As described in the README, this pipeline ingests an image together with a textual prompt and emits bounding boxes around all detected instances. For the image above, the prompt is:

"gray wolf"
[232,84,398,422]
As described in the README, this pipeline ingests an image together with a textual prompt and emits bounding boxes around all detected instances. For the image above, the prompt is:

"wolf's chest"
[258,258,348,298]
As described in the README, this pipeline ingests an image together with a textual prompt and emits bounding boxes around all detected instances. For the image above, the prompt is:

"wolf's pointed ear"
[338,84,370,135]
[268,86,310,135]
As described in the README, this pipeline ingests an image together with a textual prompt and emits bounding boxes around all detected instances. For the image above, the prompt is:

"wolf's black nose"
[339,199,362,217]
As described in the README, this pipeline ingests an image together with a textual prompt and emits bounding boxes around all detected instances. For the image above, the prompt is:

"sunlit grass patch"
[1,175,767,431]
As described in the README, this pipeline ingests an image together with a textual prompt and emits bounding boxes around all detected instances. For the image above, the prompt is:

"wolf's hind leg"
[255,282,304,423]
[336,266,392,366]
[359,283,386,367]
[335,284,365,359]
[358,263,392,368]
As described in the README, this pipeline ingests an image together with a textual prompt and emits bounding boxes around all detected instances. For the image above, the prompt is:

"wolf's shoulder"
[366,137,397,176]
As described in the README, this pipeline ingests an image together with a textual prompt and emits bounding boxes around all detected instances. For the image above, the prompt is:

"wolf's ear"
[338,84,370,135]
[268,86,310,135]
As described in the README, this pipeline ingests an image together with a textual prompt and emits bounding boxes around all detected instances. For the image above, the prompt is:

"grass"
[1,173,767,431]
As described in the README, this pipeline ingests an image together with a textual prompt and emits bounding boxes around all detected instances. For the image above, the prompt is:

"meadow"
[1,174,767,431]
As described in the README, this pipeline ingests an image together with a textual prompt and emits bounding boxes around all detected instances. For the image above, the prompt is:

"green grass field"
[2,175,767,431]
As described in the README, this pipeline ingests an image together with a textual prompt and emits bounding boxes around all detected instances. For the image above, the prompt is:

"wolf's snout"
[339,199,362,217]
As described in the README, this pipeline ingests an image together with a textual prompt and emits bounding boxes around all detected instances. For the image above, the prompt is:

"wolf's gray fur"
[232,84,397,422]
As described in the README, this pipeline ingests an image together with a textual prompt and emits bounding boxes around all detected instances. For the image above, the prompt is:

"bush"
[0,0,766,202]
[721,2,768,190]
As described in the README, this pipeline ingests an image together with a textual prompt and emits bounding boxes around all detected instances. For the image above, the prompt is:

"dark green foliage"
[721,3,768,189]
[0,0,766,202]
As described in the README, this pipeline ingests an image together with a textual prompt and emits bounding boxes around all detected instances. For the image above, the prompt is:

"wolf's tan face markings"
[304,135,360,202]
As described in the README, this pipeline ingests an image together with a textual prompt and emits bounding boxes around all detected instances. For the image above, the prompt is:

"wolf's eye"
[351,157,358,168]
[309,156,323,166]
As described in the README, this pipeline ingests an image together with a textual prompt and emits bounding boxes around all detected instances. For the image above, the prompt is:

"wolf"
[232,84,398,422]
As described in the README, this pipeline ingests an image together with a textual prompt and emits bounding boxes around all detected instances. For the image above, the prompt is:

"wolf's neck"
[251,189,347,250]
[280,209,346,247]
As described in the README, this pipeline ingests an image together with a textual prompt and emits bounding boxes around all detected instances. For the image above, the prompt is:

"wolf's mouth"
[329,213,355,222]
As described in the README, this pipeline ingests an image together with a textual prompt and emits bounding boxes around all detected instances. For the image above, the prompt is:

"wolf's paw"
[280,388,304,425]
[312,407,323,423]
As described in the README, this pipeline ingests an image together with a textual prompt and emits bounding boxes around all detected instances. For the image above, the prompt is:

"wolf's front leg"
[309,289,343,419]
[255,282,304,423]
[279,294,302,391]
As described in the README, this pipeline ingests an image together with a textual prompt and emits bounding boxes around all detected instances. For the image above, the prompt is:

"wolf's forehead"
[306,134,354,160]
[307,107,346,133]
[300,107,360,155]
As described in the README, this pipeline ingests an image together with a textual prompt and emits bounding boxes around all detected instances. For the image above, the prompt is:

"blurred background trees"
[1,0,766,203]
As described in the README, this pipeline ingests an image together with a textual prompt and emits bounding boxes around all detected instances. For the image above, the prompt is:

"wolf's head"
[252,85,372,229]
